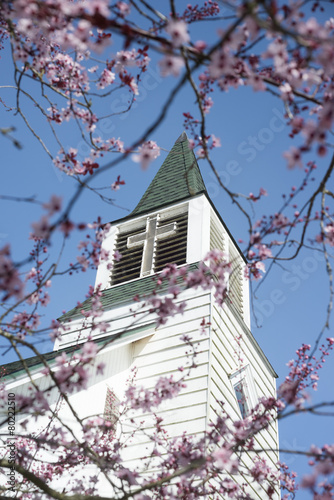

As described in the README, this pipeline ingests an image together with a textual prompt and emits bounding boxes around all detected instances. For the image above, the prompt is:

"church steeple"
[60,132,250,328]
[131,132,206,217]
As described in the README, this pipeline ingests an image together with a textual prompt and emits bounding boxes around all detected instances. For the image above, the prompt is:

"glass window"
[234,380,249,418]
[230,365,257,419]
[104,387,119,428]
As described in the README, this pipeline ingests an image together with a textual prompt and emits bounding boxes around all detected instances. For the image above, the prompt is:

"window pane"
[234,381,249,418]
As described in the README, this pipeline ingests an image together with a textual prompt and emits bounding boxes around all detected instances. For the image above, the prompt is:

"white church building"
[2,132,280,498]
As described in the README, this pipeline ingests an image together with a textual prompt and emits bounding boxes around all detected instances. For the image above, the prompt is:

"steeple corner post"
[242,270,251,329]
[187,195,211,264]
[94,224,118,290]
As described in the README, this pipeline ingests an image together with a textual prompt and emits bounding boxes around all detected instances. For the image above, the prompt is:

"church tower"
[56,132,279,494]
[3,133,280,498]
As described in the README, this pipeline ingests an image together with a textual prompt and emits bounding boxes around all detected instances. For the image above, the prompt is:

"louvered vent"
[154,212,188,273]
[111,222,146,286]
[229,244,244,317]
[210,215,225,253]
[111,209,188,285]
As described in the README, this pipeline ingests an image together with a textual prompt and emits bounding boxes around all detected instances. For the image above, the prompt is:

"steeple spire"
[131,132,206,216]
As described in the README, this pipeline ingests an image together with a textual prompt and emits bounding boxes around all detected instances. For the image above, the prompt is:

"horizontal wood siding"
[122,292,212,464]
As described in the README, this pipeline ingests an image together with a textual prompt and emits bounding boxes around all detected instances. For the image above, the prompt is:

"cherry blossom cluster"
[0,312,329,500]
[243,163,322,276]
[30,194,63,241]
[146,250,231,322]
[317,223,334,246]
[182,1,220,22]
[279,338,334,409]
[301,444,334,497]
[53,138,124,176]
[0,244,25,301]
[74,221,111,273]
[0,1,334,498]
[125,375,187,413]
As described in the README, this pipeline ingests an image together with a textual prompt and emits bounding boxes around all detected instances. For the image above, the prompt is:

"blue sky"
[1,2,333,495]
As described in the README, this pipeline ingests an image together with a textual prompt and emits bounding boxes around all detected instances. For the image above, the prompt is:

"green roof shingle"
[131,132,206,216]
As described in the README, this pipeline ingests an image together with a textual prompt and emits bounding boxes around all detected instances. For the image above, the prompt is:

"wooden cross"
[127,216,177,276]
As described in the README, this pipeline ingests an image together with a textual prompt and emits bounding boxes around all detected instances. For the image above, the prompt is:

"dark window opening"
[111,224,146,286]
[154,212,188,273]
[111,211,188,285]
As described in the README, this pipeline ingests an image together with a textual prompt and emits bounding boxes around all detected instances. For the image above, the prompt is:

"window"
[233,380,249,418]
[230,366,257,418]
[104,387,120,428]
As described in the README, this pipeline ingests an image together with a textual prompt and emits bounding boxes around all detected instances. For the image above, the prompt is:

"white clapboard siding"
[133,337,210,367]
[119,292,212,465]
[209,367,279,466]
[207,301,279,498]
[213,304,277,397]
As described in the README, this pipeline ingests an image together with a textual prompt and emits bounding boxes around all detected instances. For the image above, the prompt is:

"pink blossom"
[194,40,207,52]
[210,134,221,147]
[323,224,334,246]
[279,82,293,101]
[165,20,190,47]
[116,468,138,485]
[116,1,130,17]
[96,362,105,375]
[40,292,50,307]
[113,250,122,262]
[119,72,139,94]
[247,261,266,280]
[81,341,98,360]
[245,16,260,40]
[213,447,238,473]
[132,141,160,170]
[77,255,90,270]
[159,55,184,77]
[247,73,266,91]
[283,147,303,169]
[111,175,125,191]
[97,68,115,89]
[30,216,51,240]
[209,48,234,79]
[42,195,62,215]
[114,49,138,73]
[59,220,75,237]
[26,267,37,281]
[257,244,272,259]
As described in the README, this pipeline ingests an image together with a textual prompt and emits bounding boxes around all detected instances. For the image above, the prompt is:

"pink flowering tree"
[0,0,334,498]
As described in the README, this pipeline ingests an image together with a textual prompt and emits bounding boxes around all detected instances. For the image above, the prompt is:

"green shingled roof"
[131,132,206,216]
[3,322,153,380]
[59,263,200,322]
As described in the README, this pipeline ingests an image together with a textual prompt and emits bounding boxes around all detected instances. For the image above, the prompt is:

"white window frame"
[230,365,257,418]
[103,386,120,429]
